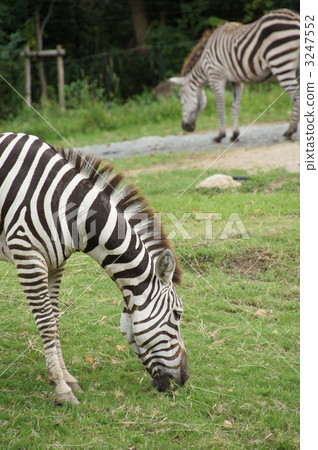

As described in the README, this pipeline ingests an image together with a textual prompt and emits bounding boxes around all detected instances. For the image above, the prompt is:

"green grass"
[0,82,294,148]
[0,158,299,448]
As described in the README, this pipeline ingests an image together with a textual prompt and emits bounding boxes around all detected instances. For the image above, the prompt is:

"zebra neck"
[187,64,207,90]
[81,192,157,300]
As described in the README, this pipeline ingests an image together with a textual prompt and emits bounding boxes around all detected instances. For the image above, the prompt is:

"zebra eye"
[173,310,182,321]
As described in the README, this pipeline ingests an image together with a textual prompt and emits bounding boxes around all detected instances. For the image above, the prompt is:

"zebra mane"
[58,147,182,284]
[181,29,215,76]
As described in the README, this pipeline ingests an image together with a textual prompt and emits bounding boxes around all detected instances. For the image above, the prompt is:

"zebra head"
[120,249,188,392]
[168,76,207,132]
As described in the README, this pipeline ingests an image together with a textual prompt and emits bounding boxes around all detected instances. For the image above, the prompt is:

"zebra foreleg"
[231,82,243,142]
[12,250,79,404]
[209,78,227,143]
[48,266,83,394]
[55,337,83,393]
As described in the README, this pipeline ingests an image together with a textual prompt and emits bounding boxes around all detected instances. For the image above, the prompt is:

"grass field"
[0,151,299,448]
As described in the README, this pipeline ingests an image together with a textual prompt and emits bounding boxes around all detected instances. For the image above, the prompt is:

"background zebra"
[169,9,300,142]
[0,132,188,404]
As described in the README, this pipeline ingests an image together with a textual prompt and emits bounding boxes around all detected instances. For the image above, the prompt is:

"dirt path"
[126,141,299,176]
[78,123,299,174]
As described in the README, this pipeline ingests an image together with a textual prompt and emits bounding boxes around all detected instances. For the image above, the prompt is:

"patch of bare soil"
[125,141,299,177]
[182,249,274,278]
[223,249,273,278]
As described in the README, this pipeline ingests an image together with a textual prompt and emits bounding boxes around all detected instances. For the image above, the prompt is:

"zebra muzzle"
[151,369,188,392]
[151,373,171,392]
[182,121,195,132]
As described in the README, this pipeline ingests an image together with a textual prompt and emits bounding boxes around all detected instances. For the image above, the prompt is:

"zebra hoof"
[283,130,294,141]
[67,381,83,393]
[231,131,240,142]
[214,133,226,143]
[55,390,80,405]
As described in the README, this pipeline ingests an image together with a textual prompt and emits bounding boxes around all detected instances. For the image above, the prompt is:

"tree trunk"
[35,4,47,104]
[127,0,149,47]
[159,3,167,26]
[34,1,55,105]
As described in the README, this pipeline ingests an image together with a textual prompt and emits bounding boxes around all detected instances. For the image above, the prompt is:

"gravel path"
[77,123,299,160]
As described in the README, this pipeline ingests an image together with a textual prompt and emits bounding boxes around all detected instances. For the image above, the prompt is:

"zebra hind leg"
[12,250,80,404]
[48,266,83,393]
[275,71,300,140]
[283,81,299,140]
[284,77,300,140]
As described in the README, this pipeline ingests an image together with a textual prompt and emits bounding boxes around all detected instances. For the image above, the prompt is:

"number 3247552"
[305,15,315,67]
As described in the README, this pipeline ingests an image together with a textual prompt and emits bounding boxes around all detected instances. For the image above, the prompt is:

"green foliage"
[0,30,25,117]
[65,78,106,108]
[205,16,227,28]
[243,0,275,22]
[145,25,193,78]
[0,0,300,116]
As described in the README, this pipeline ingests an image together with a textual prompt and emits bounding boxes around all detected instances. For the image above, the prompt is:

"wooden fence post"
[56,45,65,111]
[24,46,32,106]
[21,45,66,109]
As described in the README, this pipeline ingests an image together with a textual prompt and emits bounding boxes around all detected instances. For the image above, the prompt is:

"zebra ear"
[168,77,185,86]
[156,249,176,285]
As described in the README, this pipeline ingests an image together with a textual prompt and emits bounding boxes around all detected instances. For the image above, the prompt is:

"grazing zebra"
[0,132,188,404]
[169,9,300,142]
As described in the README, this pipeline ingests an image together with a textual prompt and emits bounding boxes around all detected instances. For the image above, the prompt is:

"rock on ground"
[196,174,241,190]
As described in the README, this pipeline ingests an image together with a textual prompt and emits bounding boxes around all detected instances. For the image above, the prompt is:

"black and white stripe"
[169,9,300,141]
[0,132,188,404]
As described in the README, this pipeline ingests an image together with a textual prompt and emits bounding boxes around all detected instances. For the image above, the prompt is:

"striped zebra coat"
[0,132,188,404]
[169,9,300,142]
